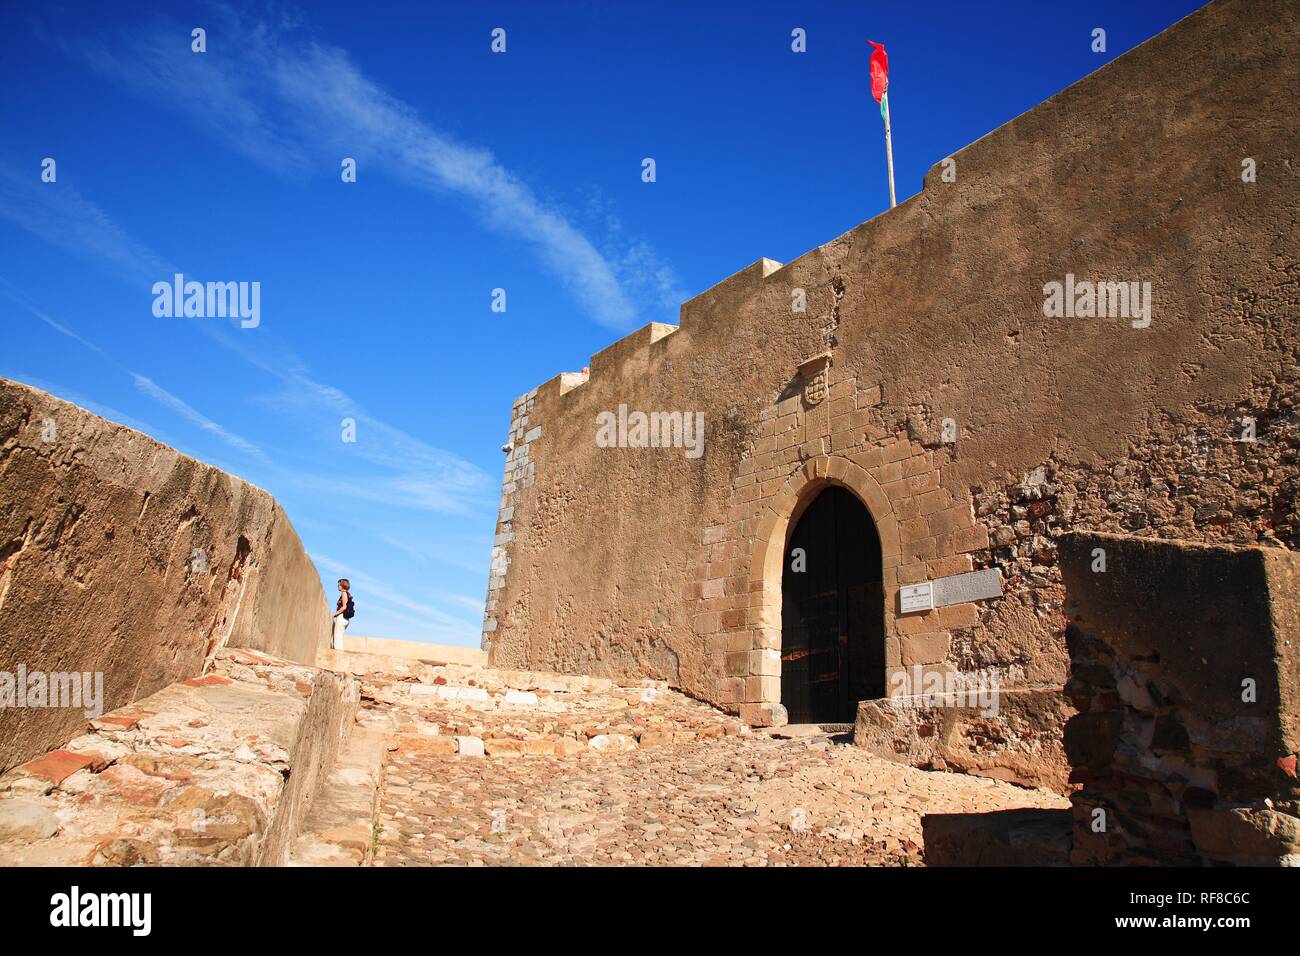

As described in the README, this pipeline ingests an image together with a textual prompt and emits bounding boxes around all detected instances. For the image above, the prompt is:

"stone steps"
[287,720,390,866]
[319,646,630,696]
[388,724,743,760]
[367,672,747,757]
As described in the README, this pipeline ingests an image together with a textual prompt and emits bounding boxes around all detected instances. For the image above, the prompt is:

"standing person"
[331,578,355,650]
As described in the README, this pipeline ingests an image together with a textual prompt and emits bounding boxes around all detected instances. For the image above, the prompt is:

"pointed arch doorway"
[781,485,886,724]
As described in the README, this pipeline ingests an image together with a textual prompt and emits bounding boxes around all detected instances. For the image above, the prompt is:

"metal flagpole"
[882,91,897,208]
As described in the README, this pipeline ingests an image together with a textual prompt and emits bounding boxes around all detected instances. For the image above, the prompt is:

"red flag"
[868,41,889,105]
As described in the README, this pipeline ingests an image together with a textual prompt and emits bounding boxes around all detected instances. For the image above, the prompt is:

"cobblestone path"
[349,657,1066,867]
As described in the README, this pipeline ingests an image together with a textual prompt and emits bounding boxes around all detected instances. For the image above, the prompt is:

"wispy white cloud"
[0,174,492,515]
[312,551,480,644]
[379,533,489,575]
[130,373,266,459]
[0,278,114,358]
[0,168,175,284]
[251,372,490,515]
[439,592,487,615]
[4,275,267,461]
[65,7,683,330]
[356,602,479,646]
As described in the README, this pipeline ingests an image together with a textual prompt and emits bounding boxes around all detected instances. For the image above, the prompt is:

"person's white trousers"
[332,615,350,650]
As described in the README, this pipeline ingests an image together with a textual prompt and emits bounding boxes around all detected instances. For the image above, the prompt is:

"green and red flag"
[868,40,889,119]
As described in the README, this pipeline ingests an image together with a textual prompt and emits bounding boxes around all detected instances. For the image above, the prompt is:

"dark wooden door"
[781,487,884,723]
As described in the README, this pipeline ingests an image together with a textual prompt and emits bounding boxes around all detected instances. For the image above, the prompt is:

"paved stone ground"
[0,647,1069,866]
[344,655,1068,867]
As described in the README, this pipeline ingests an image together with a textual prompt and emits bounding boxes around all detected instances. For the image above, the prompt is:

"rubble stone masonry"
[1060,532,1299,865]
[484,0,1297,750]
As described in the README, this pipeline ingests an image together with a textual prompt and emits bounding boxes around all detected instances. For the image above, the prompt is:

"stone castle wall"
[0,378,332,772]
[484,0,1297,728]
[1060,532,1299,865]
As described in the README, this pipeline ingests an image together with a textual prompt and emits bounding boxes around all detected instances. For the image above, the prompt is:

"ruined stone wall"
[1060,532,1298,865]
[485,0,1298,726]
[0,378,332,772]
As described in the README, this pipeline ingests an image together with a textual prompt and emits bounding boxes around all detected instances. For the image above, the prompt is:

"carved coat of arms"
[797,352,833,407]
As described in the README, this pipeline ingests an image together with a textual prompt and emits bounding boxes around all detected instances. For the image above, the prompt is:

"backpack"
[343,594,355,620]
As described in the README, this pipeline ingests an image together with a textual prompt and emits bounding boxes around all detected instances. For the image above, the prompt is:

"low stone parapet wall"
[0,377,332,772]
[854,686,1073,793]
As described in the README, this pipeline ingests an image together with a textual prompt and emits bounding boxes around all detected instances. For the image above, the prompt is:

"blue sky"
[0,0,1206,646]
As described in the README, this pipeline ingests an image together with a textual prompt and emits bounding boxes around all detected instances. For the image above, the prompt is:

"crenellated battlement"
[678,257,785,331]
[586,320,680,382]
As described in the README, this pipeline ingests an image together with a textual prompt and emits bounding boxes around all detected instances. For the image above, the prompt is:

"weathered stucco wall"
[485,0,1298,727]
[0,378,332,772]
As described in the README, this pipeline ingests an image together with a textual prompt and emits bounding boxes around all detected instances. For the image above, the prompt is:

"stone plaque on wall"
[932,568,1003,607]
[898,582,934,614]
